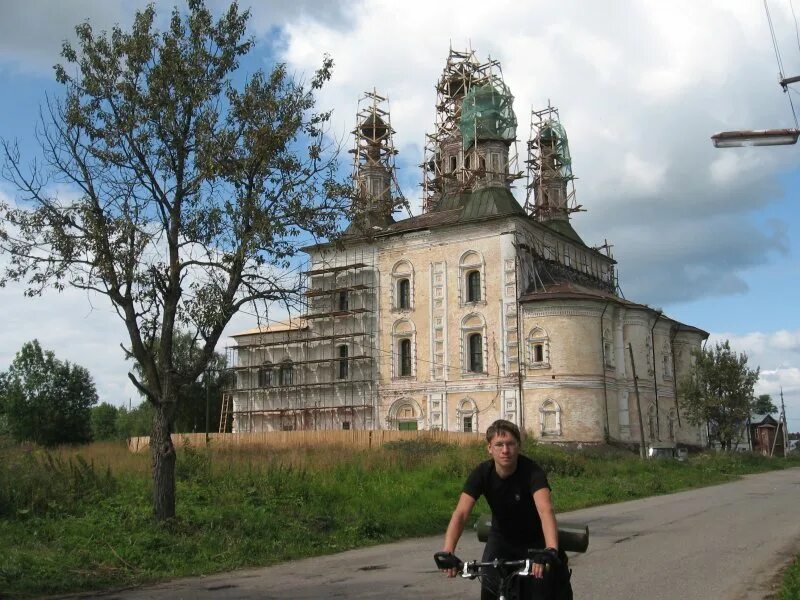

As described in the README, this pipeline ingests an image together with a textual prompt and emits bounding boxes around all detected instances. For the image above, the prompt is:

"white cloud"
[273,0,799,309]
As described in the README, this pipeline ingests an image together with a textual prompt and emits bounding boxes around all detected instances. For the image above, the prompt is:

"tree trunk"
[150,400,177,521]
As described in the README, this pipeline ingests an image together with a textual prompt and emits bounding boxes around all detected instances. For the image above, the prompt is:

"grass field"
[1,435,798,598]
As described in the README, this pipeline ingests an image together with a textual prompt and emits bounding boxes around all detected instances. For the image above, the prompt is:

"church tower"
[348,90,402,232]
[525,105,582,223]
[421,49,522,213]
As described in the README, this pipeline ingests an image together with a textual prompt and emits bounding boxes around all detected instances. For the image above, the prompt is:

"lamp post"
[711,128,800,148]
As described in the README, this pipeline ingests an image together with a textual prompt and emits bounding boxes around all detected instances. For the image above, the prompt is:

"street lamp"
[711,128,800,148]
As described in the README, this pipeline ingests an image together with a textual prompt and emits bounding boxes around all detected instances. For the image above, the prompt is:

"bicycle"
[434,548,566,600]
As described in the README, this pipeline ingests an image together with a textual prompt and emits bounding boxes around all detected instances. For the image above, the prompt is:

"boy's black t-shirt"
[463,455,550,547]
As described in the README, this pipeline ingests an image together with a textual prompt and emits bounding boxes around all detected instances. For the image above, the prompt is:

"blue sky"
[1,0,799,429]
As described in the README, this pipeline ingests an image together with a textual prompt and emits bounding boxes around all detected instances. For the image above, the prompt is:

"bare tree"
[0,1,352,520]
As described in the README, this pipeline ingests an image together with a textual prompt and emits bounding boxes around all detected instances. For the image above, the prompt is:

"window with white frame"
[459,251,485,306]
[393,319,416,378]
[457,398,477,432]
[540,400,562,436]
[527,326,550,368]
[461,313,486,376]
[391,260,414,311]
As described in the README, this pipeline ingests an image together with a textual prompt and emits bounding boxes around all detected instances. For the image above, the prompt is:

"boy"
[441,419,566,599]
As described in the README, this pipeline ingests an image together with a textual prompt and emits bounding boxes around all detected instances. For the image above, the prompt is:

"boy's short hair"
[486,419,521,444]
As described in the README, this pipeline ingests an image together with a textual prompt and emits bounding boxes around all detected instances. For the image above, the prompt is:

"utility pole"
[780,388,789,458]
[628,344,647,459]
[205,369,211,447]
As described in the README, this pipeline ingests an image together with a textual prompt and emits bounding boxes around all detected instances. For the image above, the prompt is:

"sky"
[1,0,799,430]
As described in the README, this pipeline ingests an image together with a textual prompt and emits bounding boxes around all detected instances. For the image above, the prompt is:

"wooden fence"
[127,429,484,453]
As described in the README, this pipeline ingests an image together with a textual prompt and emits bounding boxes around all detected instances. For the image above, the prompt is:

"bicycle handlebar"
[434,550,560,579]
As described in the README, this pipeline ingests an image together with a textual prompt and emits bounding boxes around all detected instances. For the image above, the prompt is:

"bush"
[175,438,212,484]
[524,441,588,476]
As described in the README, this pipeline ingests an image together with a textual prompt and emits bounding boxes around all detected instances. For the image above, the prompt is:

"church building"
[228,49,708,448]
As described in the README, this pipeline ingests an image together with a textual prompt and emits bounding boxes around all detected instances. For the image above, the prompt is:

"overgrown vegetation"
[1,436,798,597]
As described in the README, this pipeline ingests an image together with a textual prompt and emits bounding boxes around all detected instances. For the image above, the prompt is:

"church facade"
[229,50,708,449]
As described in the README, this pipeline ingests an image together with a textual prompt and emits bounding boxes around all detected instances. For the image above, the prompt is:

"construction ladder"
[219,393,233,433]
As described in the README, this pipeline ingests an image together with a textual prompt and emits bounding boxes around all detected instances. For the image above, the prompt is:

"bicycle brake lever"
[461,560,478,579]
[517,559,532,577]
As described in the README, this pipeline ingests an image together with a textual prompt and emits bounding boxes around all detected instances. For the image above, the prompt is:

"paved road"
[76,468,800,600]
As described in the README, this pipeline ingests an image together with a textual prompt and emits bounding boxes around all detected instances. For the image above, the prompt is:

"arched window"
[450,155,457,172]
[527,327,550,368]
[399,339,412,376]
[540,400,562,436]
[458,398,477,433]
[466,270,481,302]
[461,313,486,377]
[258,362,272,387]
[392,261,414,311]
[393,319,416,379]
[468,333,483,373]
[398,278,410,309]
[337,345,348,380]
[279,360,294,386]
[459,251,485,306]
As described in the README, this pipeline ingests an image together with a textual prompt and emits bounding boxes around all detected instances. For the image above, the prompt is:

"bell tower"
[349,90,403,231]
[525,104,582,222]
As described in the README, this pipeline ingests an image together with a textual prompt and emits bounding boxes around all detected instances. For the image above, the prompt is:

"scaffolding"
[223,92,403,432]
[349,89,408,228]
[226,250,379,432]
[524,104,583,220]
[421,49,523,213]
[514,225,617,296]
